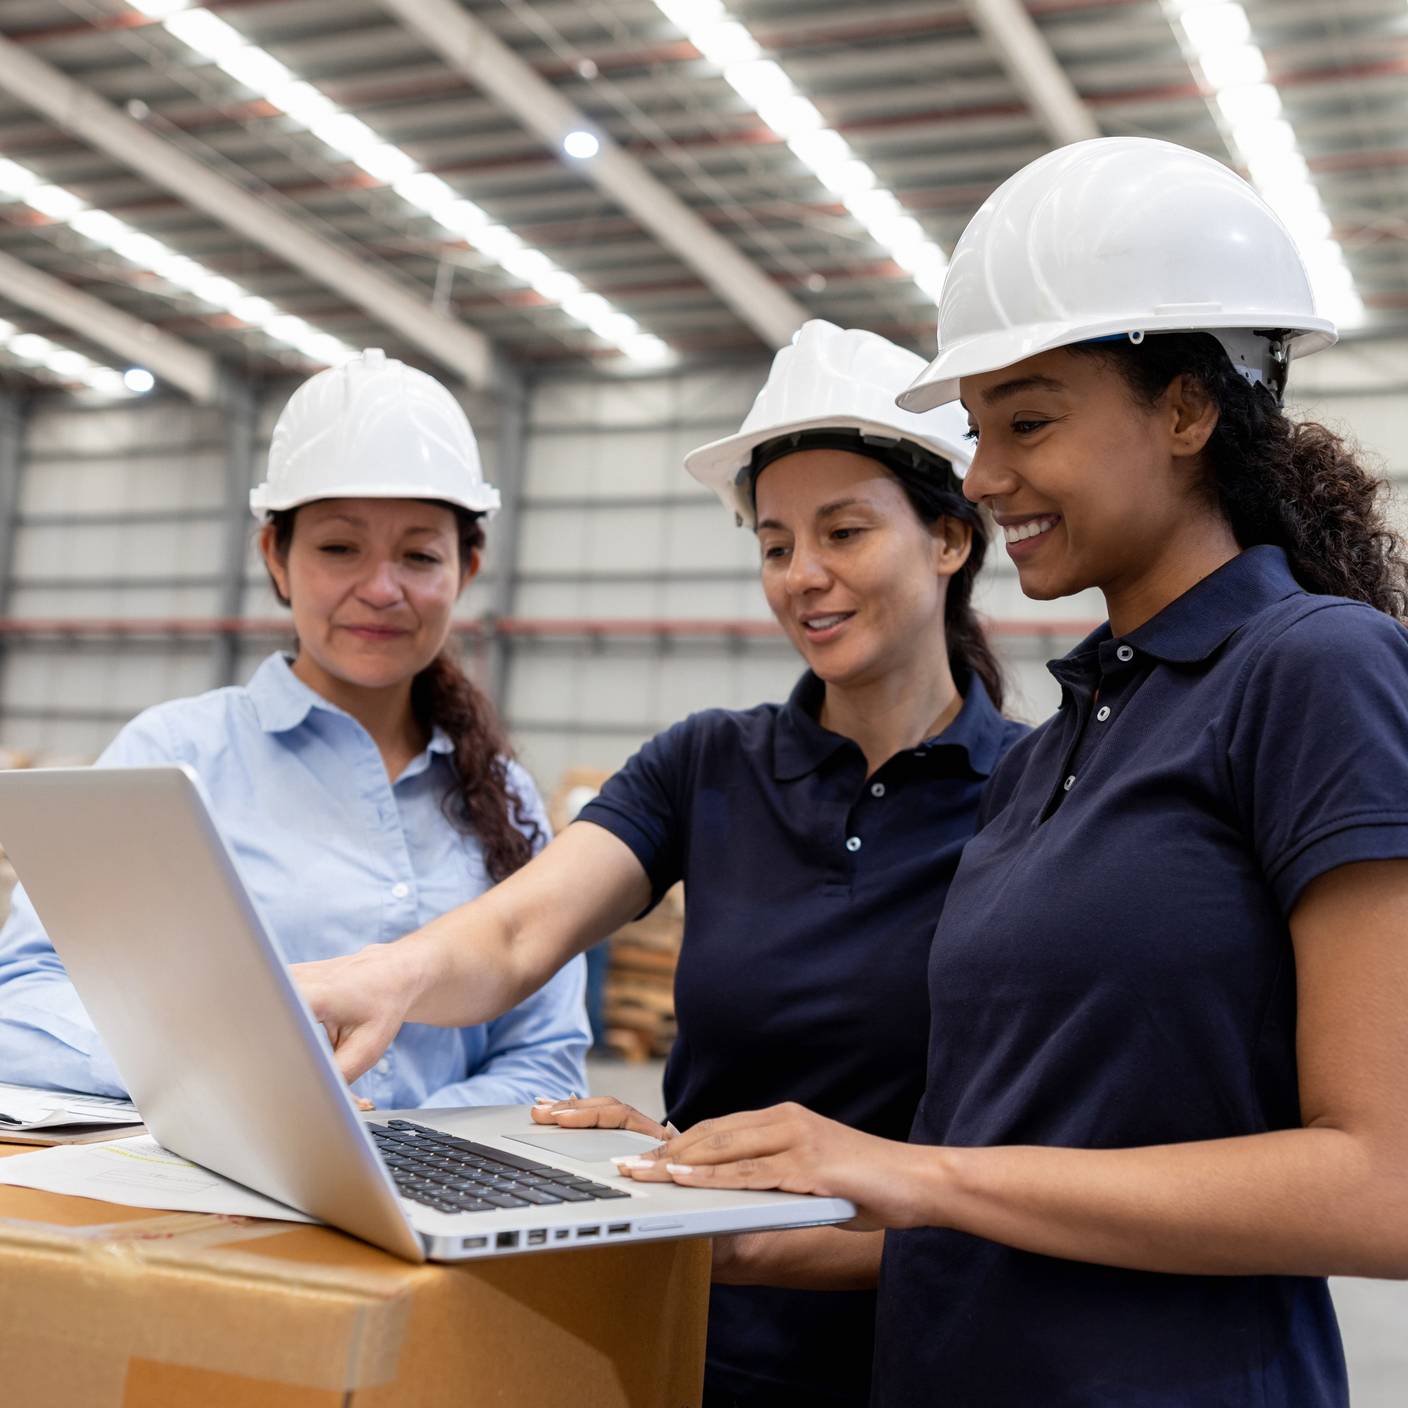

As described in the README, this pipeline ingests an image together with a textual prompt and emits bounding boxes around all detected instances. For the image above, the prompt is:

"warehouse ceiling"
[0,0,1401,398]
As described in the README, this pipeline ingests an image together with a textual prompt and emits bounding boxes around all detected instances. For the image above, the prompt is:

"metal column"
[484,364,529,710]
[211,378,259,689]
[0,389,28,735]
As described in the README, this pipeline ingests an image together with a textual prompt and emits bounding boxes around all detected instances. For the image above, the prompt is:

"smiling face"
[958,348,1224,619]
[261,497,477,700]
[753,448,970,690]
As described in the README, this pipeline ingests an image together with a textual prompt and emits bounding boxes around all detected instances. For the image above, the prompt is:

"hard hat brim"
[898,314,1338,413]
[249,482,502,521]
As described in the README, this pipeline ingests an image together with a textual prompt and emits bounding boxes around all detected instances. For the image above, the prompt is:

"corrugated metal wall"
[0,346,1404,798]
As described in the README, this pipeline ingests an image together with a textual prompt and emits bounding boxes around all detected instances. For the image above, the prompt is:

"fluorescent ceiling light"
[1163,1,1365,328]
[25,185,84,220]
[1179,3,1251,53]
[654,1,949,304]
[126,4,669,364]
[122,367,156,393]
[689,20,760,67]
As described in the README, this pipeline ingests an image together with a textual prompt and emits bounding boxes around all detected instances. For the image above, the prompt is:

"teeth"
[1003,516,1058,544]
[805,614,848,630]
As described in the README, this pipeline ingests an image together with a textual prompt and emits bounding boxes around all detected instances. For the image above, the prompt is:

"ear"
[930,514,974,581]
[258,523,291,602]
[1166,373,1220,460]
[461,545,483,586]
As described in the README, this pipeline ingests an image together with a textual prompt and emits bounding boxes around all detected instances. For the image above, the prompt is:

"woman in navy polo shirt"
[618,139,1408,1406]
[296,322,1026,1407]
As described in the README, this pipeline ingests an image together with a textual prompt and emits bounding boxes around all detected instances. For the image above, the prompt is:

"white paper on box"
[0,1133,315,1222]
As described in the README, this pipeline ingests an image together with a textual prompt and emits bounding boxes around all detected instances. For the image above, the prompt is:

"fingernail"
[612,1156,653,1169]
[534,1096,553,1106]
[666,1163,695,1175]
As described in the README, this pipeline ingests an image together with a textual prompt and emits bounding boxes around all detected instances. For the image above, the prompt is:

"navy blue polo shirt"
[875,546,1408,1407]
[580,671,1024,1407]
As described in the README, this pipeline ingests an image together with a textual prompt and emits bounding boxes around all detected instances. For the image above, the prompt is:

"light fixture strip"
[0,314,140,396]
[651,0,950,304]
[0,149,358,368]
[1163,0,1364,326]
[125,1,672,364]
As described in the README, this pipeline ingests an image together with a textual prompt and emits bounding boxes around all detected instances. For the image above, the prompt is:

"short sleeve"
[576,717,695,911]
[1228,601,1408,914]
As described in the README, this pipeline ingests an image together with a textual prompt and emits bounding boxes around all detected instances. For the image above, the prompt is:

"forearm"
[917,1125,1408,1280]
[399,824,650,1029]
[713,1227,883,1290]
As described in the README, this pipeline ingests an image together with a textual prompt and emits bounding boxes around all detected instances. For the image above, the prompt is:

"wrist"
[891,1139,960,1230]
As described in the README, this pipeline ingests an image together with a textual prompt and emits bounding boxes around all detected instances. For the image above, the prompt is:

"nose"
[961,439,1016,507]
[355,556,405,608]
[784,537,831,596]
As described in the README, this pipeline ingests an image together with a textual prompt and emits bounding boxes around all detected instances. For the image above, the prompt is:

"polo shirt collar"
[1050,545,1304,691]
[1125,545,1303,664]
[772,668,1007,781]
[247,652,454,756]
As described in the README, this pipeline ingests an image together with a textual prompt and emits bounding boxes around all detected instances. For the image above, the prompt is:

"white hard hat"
[685,320,975,528]
[898,137,1338,413]
[250,348,502,520]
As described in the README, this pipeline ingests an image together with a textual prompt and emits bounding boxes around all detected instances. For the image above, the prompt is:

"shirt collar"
[1048,545,1305,690]
[772,668,1008,781]
[1126,544,1304,664]
[247,652,454,756]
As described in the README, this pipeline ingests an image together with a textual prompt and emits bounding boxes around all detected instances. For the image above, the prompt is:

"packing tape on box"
[0,1212,416,1397]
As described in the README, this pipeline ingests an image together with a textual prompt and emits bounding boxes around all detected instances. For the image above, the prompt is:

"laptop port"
[553,1228,571,1240]
[496,1231,519,1250]
[461,1236,488,1250]
[527,1229,547,1245]
[577,1226,600,1238]
[608,1223,630,1236]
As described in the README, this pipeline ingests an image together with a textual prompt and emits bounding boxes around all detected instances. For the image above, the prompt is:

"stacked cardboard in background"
[547,769,685,1063]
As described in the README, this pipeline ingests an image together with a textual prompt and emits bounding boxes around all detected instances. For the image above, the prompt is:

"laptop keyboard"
[370,1118,633,1216]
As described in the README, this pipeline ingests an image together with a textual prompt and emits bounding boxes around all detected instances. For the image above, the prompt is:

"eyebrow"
[975,374,1068,407]
[756,497,873,532]
[310,513,444,535]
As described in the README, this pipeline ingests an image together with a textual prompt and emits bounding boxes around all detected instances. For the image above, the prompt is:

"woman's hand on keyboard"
[531,1094,672,1141]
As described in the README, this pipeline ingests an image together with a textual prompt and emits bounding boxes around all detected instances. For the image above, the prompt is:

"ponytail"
[264,505,542,883]
[1081,333,1408,617]
[883,460,1007,712]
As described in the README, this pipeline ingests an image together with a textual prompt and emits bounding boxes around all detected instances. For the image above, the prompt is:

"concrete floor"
[585,1058,1408,1403]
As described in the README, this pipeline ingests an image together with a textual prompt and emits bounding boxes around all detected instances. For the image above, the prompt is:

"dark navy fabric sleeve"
[576,717,695,910]
[1227,601,1408,914]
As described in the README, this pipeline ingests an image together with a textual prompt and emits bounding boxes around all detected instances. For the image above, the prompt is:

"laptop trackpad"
[504,1129,661,1163]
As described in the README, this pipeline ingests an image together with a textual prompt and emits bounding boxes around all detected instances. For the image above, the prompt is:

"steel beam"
[0,33,495,388]
[0,249,220,404]
[961,0,1100,147]
[377,0,810,349]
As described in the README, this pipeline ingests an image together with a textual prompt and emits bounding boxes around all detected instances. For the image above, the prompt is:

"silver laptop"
[0,765,854,1262]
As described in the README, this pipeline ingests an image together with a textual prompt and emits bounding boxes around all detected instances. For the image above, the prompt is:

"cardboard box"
[0,1144,708,1407]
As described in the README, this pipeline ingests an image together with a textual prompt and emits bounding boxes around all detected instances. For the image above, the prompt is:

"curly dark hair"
[748,433,1006,710]
[264,504,542,882]
[1075,332,1408,618]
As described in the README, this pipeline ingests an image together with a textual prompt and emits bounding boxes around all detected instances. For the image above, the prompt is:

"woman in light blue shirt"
[0,349,589,1107]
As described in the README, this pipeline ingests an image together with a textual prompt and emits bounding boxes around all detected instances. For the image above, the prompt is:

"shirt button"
[1063,775,1076,791]
[845,836,862,852]
[391,882,410,899]
[870,782,886,798]
[1116,644,1134,662]
[1096,705,1111,722]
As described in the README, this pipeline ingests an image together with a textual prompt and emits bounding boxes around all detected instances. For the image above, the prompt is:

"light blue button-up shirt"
[0,653,589,1108]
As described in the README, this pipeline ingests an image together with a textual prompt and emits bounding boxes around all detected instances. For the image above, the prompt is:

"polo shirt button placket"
[1115,644,1134,663]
